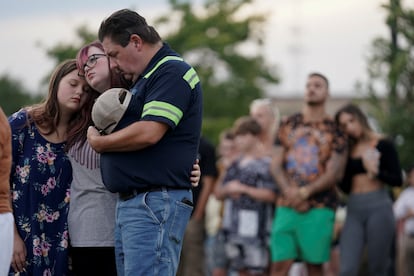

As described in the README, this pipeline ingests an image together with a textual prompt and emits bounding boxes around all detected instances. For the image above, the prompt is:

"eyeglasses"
[78,54,107,77]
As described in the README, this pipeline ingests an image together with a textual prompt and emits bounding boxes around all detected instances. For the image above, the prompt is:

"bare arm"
[215,179,276,203]
[214,172,229,200]
[301,150,348,199]
[241,184,277,203]
[270,145,290,196]
[87,121,169,153]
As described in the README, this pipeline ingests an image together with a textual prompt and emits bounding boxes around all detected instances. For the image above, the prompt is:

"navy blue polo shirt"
[100,43,203,193]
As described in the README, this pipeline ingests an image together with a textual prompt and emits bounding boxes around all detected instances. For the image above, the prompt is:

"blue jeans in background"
[114,187,193,276]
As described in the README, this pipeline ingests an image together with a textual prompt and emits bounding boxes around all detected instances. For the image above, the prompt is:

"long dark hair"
[334,103,373,149]
[26,59,99,151]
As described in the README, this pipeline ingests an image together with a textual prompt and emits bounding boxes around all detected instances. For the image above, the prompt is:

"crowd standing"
[4,8,202,276]
[0,7,410,276]
[206,73,403,276]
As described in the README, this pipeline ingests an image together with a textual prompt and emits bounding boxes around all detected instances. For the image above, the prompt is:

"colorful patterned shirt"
[276,113,347,209]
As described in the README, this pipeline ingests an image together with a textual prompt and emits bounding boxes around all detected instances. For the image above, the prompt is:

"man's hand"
[87,126,102,152]
[283,186,310,212]
[293,200,311,212]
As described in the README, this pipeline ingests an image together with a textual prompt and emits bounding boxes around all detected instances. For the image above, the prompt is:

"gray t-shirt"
[68,141,117,247]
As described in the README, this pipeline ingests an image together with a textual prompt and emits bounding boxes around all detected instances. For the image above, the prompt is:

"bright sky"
[0,0,390,97]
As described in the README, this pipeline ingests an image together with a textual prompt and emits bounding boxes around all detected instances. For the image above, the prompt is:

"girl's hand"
[190,159,201,187]
[12,233,27,273]
[362,148,380,179]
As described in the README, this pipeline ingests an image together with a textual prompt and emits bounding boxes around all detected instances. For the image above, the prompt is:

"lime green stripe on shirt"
[183,68,200,89]
[142,101,183,125]
[143,56,184,79]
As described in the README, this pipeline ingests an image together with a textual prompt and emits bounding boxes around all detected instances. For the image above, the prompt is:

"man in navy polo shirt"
[87,9,203,276]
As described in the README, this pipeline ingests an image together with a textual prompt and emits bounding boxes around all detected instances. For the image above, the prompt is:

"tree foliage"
[42,0,279,144]
[0,26,95,117]
[37,26,98,88]
[364,0,414,168]
[0,75,42,116]
[156,0,279,142]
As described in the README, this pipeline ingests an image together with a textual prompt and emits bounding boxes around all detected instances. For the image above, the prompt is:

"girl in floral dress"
[8,59,99,276]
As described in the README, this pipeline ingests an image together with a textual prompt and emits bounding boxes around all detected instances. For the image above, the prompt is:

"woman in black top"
[334,104,402,276]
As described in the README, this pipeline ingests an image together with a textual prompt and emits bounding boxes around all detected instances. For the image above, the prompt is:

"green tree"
[0,75,41,116]
[0,26,94,116]
[38,26,97,88]
[364,0,414,168]
[44,1,279,144]
[156,0,279,142]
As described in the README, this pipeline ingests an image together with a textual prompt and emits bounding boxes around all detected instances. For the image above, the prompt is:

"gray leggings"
[339,189,395,276]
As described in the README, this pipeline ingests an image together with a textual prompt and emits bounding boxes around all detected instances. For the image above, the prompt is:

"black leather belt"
[118,186,189,201]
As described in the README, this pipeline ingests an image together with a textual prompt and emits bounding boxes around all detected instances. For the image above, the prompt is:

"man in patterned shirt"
[269,72,348,276]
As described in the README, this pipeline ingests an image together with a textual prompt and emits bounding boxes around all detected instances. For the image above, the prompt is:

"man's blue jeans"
[114,187,193,276]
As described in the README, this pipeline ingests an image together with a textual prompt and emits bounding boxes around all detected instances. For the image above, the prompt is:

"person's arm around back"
[300,150,348,199]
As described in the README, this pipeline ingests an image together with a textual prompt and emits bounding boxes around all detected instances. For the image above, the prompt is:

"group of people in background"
[200,72,406,276]
[0,7,411,276]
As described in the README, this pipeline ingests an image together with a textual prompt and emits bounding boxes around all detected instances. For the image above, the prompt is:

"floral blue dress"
[8,110,72,276]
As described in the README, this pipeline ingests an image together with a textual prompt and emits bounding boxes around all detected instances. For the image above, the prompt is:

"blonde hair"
[249,98,280,133]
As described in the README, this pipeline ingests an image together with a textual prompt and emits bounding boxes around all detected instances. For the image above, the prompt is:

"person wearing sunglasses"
[70,40,201,276]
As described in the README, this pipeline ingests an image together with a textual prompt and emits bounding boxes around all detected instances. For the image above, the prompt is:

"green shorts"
[270,206,335,264]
